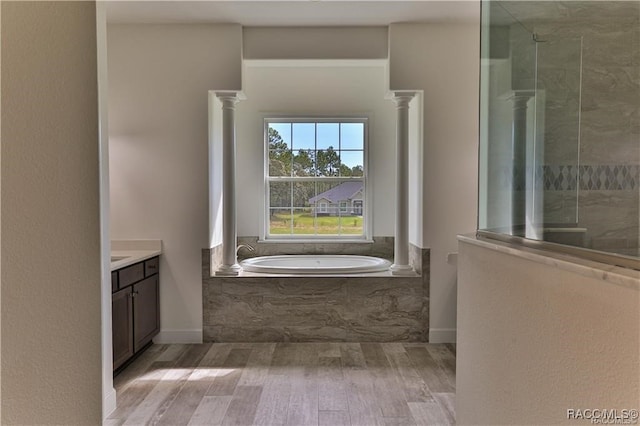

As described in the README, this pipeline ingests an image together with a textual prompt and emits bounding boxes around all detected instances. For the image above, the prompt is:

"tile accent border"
[500,164,639,191]
[544,165,639,191]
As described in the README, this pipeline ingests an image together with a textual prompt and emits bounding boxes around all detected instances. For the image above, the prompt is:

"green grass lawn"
[270,212,363,235]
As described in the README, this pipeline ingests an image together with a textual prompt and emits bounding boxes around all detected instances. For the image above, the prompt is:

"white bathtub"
[240,255,391,275]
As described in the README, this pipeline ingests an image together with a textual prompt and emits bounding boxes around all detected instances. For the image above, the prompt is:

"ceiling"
[106,0,480,26]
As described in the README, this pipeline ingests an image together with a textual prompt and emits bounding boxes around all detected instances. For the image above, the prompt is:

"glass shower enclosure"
[478,1,640,269]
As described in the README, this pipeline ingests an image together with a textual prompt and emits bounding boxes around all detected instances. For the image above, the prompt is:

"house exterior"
[308,181,364,216]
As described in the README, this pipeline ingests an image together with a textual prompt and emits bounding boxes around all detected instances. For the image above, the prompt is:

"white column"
[390,92,416,275]
[508,90,534,236]
[215,92,242,275]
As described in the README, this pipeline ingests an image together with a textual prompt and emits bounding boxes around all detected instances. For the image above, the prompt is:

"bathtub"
[240,255,391,275]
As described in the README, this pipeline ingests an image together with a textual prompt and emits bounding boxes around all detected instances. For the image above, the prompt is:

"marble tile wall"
[502,1,640,251]
[234,236,395,260]
[202,239,430,342]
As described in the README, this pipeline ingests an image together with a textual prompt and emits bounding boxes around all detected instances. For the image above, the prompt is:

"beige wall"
[389,21,481,342]
[1,2,103,423]
[457,238,640,424]
[243,27,388,60]
[107,24,242,342]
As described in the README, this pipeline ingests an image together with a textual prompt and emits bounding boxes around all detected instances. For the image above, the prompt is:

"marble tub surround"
[208,236,396,276]
[202,243,431,342]
[203,275,428,342]
[207,237,428,277]
[236,236,394,260]
[111,239,162,270]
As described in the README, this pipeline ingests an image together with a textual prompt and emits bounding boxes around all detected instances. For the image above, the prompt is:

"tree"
[315,147,340,176]
[268,128,291,215]
[268,127,292,177]
[267,127,362,217]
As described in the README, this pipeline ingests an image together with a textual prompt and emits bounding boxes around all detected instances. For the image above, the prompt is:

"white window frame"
[262,116,371,242]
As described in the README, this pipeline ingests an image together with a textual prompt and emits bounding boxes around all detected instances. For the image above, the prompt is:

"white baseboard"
[429,328,457,343]
[103,387,117,420]
[154,329,203,344]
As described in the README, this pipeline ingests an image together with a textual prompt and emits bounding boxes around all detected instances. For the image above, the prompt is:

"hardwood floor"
[107,342,456,426]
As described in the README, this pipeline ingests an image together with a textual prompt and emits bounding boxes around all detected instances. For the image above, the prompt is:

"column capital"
[214,91,246,106]
[503,89,535,103]
[389,91,416,108]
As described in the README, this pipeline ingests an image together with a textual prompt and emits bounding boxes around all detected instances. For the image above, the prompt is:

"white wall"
[0,3,3,420]
[389,21,481,342]
[457,238,640,424]
[108,24,242,342]
[236,61,397,238]
[96,2,116,418]
[1,2,103,423]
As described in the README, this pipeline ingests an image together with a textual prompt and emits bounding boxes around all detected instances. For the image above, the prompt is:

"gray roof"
[308,181,363,204]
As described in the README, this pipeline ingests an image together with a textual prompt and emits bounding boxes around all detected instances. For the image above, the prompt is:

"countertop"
[458,234,639,291]
[111,239,162,271]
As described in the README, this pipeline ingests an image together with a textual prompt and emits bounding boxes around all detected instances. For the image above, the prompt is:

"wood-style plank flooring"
[107,342,456,426]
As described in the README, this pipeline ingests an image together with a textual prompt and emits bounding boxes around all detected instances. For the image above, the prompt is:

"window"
[265,118,367,239]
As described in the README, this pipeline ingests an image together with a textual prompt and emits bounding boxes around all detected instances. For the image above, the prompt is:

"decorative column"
[215,92,242,276]
[509,90,534,235]
[390,92,416,275]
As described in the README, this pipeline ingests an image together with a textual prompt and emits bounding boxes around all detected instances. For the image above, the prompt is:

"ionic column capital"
[214,91,245,109]
[505,90,535,109]
[391,91,416,109]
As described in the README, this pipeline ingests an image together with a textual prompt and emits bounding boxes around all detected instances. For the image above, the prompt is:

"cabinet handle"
[131,291,139,298]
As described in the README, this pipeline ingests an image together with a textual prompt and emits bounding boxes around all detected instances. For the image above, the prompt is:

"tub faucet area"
[236,244,255,255]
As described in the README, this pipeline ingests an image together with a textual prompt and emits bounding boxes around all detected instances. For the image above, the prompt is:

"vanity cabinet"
[112,256,160,371]
[112,287,134,370]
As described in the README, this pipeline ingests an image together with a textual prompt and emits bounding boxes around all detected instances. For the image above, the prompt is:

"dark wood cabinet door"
[111,271,118,293]
[133,275,159,352]
[112,287,134,370]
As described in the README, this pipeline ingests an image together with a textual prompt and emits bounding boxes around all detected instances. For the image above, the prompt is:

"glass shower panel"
[478,1,538,236]
[479,0,640,266]
[535,37,584,246]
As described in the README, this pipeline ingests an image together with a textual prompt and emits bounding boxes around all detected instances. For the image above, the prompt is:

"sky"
[269,122,364,168]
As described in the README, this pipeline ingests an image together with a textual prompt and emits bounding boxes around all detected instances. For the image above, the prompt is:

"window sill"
[258,238,375,244]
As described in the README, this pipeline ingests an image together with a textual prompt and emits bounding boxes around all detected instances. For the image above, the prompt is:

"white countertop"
[111,239,162,271]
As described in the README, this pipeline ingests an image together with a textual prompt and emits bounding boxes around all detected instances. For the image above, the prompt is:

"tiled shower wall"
[203,238,431,342]
[510,1,640,251]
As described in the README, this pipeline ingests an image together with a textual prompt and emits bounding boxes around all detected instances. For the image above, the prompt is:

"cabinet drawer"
[144,257,159,277]
[118,262,144,289]
[111,271,118,293]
